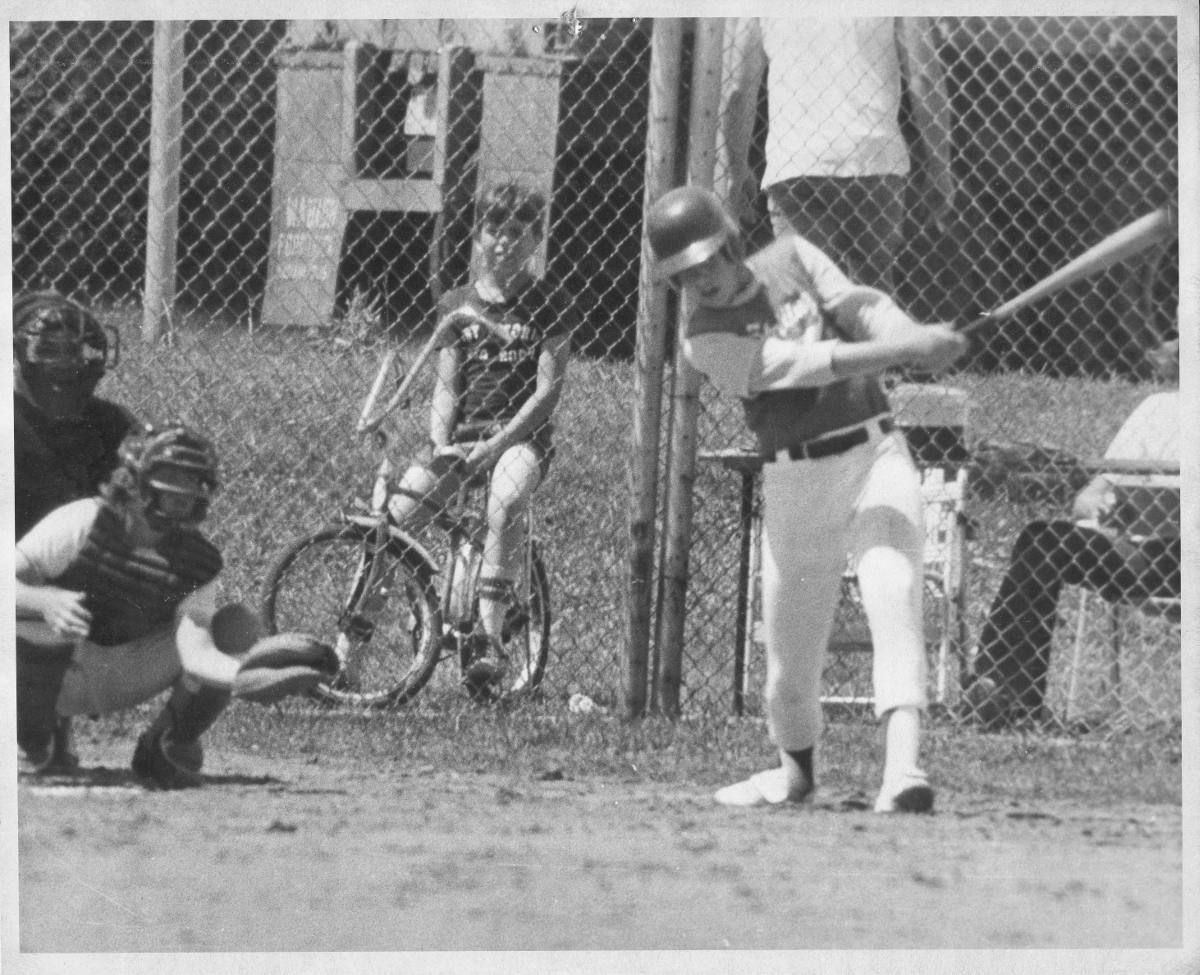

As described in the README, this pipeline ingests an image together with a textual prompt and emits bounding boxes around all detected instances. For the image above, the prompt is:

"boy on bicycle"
[387,181,574,695]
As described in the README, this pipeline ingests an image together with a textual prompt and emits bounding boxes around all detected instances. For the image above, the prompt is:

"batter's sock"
[882,706,922,782]
[783,747,814,786]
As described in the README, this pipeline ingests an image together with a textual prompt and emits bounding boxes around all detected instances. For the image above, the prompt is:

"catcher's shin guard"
[16,639,75,771]
[131,683,230,789]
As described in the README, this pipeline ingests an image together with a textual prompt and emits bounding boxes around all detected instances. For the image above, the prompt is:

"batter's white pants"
[760,427,927,751]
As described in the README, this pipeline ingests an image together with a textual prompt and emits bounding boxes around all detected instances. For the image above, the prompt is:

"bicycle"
[260,351,552,707]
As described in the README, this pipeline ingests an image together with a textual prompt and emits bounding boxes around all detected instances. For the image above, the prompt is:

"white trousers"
[56,627,185,717]
[760,428,926,750]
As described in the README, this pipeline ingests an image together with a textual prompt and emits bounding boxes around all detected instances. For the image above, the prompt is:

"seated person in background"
[965,339,1180,728]
[385,181,574,695]
[15,423,329,785]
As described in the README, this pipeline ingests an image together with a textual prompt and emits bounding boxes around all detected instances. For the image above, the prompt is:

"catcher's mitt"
[232,632,339,704]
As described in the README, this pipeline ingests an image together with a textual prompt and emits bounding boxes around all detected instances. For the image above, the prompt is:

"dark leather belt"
[769,417,894,463]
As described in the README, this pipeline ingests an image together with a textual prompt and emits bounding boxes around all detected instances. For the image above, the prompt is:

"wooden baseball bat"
[960,207,1174,336]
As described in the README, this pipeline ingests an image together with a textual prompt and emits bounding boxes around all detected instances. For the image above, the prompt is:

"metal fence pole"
[624,18,684,719]
[658,18,724,717]
[142,20,186,342]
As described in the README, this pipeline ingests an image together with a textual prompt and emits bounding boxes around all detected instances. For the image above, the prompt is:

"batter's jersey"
[685,235,907,455]
[435,279,574,432]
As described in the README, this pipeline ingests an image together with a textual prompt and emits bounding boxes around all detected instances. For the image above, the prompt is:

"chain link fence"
[10,17,1181,733]
[11,17,651,711]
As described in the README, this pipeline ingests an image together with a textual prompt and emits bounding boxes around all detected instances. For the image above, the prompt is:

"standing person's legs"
[847,432,932,812]
[766,176,905,292]
[767,177,839,257]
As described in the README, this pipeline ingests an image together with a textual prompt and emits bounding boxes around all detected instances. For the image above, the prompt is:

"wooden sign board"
[261,168,349,327]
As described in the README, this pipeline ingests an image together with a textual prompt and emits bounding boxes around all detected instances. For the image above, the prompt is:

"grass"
[86,309,1181,805]
[83,696,1182,806]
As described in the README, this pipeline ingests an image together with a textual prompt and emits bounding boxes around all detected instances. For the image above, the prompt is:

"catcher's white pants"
[56,627,185,717]
[760,426,926,751]
[55,603,254,717]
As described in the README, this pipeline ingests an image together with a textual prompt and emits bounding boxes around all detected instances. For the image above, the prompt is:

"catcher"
[15,422,336,787]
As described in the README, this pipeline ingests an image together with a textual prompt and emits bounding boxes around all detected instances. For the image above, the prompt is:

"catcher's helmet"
[119,423,220,526]
[13,291,117,381]
[646,186,739,281]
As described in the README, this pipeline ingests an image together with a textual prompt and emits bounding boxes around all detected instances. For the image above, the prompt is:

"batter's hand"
[909,324,969,372]
[35,587,92,642]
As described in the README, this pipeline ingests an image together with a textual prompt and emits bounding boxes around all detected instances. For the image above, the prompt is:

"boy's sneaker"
[462,638,509,701]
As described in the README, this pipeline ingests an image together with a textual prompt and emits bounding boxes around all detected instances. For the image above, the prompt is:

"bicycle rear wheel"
[261,523,443,708]
[502,539,552,697]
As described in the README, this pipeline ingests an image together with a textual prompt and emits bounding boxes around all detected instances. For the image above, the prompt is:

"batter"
[647,186,967,812]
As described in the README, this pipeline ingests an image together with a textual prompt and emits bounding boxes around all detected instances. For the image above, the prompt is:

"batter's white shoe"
[714,767,813,807]
[874,771,935,814]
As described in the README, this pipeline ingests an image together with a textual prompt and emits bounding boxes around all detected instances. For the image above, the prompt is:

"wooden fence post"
[143,20,186,343]
[624,18,684,719]
[658,18,724,717]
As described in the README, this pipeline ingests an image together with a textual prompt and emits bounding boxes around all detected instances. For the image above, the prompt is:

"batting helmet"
[646,186,739,281]
[119,423,220,527]
[13,291,117,381]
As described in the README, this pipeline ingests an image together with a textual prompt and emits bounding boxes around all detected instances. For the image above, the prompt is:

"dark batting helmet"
[118,423,220,527]
[646,186,739,281]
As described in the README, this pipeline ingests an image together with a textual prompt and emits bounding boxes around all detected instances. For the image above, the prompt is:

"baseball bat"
[960,207,1174,336]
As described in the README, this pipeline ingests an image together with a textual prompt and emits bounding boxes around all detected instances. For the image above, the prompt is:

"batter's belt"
[766,416,894,463]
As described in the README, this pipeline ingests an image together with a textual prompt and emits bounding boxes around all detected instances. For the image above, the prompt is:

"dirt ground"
[12,736,1183,965]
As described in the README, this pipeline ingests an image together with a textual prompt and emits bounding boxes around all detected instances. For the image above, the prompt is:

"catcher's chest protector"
[54,504,223,646]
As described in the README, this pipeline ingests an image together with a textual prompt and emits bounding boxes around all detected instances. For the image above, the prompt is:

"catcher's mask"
[646,185,740,282]
[13,291,119,419]
[119,423,220,529]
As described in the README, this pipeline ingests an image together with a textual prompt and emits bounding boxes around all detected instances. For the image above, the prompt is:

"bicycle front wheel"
[262,523,443,708]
